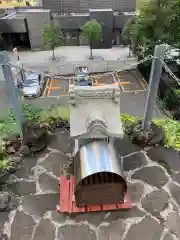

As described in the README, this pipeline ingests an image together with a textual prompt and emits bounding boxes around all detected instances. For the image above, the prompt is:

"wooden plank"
[72,178,86,213]
[87,205,102,212]
[61,178,70,212]
[59,176,66,212]
[102,204,117,211]
[68,176,74,213]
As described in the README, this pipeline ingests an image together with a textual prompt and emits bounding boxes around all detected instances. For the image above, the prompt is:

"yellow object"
[0,0,36,8]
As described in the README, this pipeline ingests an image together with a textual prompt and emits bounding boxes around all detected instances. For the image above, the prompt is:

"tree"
[42,22,64,60]
[82,19,102,59]
[121,18,136,57]
[121,0,176,58]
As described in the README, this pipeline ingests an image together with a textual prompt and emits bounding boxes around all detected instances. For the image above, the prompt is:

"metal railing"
[18,58,137,76]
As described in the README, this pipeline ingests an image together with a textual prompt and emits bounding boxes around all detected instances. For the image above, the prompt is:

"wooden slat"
[68,176,74,213]
[87,205,102,212]
[58,176,131,213]
[103,204,117,211]
[61,178,70,212]
[72,177,86,212]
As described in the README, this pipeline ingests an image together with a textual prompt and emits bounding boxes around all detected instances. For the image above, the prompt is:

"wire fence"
[19,58,137,76]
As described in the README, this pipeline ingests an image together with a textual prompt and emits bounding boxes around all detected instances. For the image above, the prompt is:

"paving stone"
[124,216,163,240]
[10,211,35,240]
[51,210,67,224]
[34,148,51,159]
[38,173,59,192]
[15,157,38,179]
[39,152,68,177]
[164,212,180,238]
[172,173,180,184]
[98,219,125,240]
[69,212,106,226]
[127,182,144,203]
[7,180,36,197]
[123,152,147,171]
[147,147,180,173]
[168,182,180,206]
[163,233,174,240]
[21,193,59,218]
[33,219,55,240]
[141,190,169,217]
[58,224,96,240]
[0,212,9,231]
[132,166,169,188]
[114,137,143,157]
[48,132,74,154]
[104,207,145,223]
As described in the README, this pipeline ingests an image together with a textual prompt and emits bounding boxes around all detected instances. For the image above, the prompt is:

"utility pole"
[0,52,24,135]
[142,44,166,135]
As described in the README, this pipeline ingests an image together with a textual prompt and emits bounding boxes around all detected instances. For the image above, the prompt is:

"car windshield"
[24,79,39,87]
[76,75,89,82]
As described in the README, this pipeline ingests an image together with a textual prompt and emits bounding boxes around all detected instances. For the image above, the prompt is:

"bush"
[120,114,180,150]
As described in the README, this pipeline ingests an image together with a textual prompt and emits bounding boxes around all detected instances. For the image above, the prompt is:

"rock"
[130,121,164,146]
[39,152,68,177]
[69,212,107,227]
[0,192,10,211]
[127,182,144,204]
[147,147,180,173]
[3,134,21,153]
[22,120,48,153]
[124,216,163,240]
[164,212,180,238]
[19,145,31,156]
[168,182,180,206]
[104,207,145,222]
[33,219,55,240]
[38,173,59,192]
[132,166,169,188]
[141,190,169,217]
[10,211,35,240]
[7,180,36,197]
[48,132,74,154]
[123,152,147,171]
[172,173,180,184]
[98,219,125,240]
[114,137,143,157]
[58,224,96,240]
[21,193,59,218]
[51,210,67,224]
[15,156,38,179]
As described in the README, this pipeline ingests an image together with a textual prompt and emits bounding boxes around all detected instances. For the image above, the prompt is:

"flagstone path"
[0,130,180,240]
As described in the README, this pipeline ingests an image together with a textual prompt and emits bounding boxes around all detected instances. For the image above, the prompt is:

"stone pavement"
[1,130,180,240]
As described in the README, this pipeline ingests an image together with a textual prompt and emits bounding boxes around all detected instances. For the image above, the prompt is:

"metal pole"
[142,44,166,134]
[0,52,24,134]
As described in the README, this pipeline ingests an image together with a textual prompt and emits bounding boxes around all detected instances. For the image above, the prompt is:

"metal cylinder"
[74,140,127,206]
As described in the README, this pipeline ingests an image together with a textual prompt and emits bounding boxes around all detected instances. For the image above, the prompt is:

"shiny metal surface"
[74,141,125,189]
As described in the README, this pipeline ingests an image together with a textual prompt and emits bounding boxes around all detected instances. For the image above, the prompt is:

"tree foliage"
[121,0,180,58]
[82,19,102,58]
[42,22,64,49]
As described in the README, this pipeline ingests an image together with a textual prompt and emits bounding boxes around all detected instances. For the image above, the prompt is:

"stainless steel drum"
[74,140,127,206]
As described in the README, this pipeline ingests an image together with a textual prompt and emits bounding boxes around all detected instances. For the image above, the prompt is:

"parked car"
[22,72,45,98]
[74,66,92,86]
